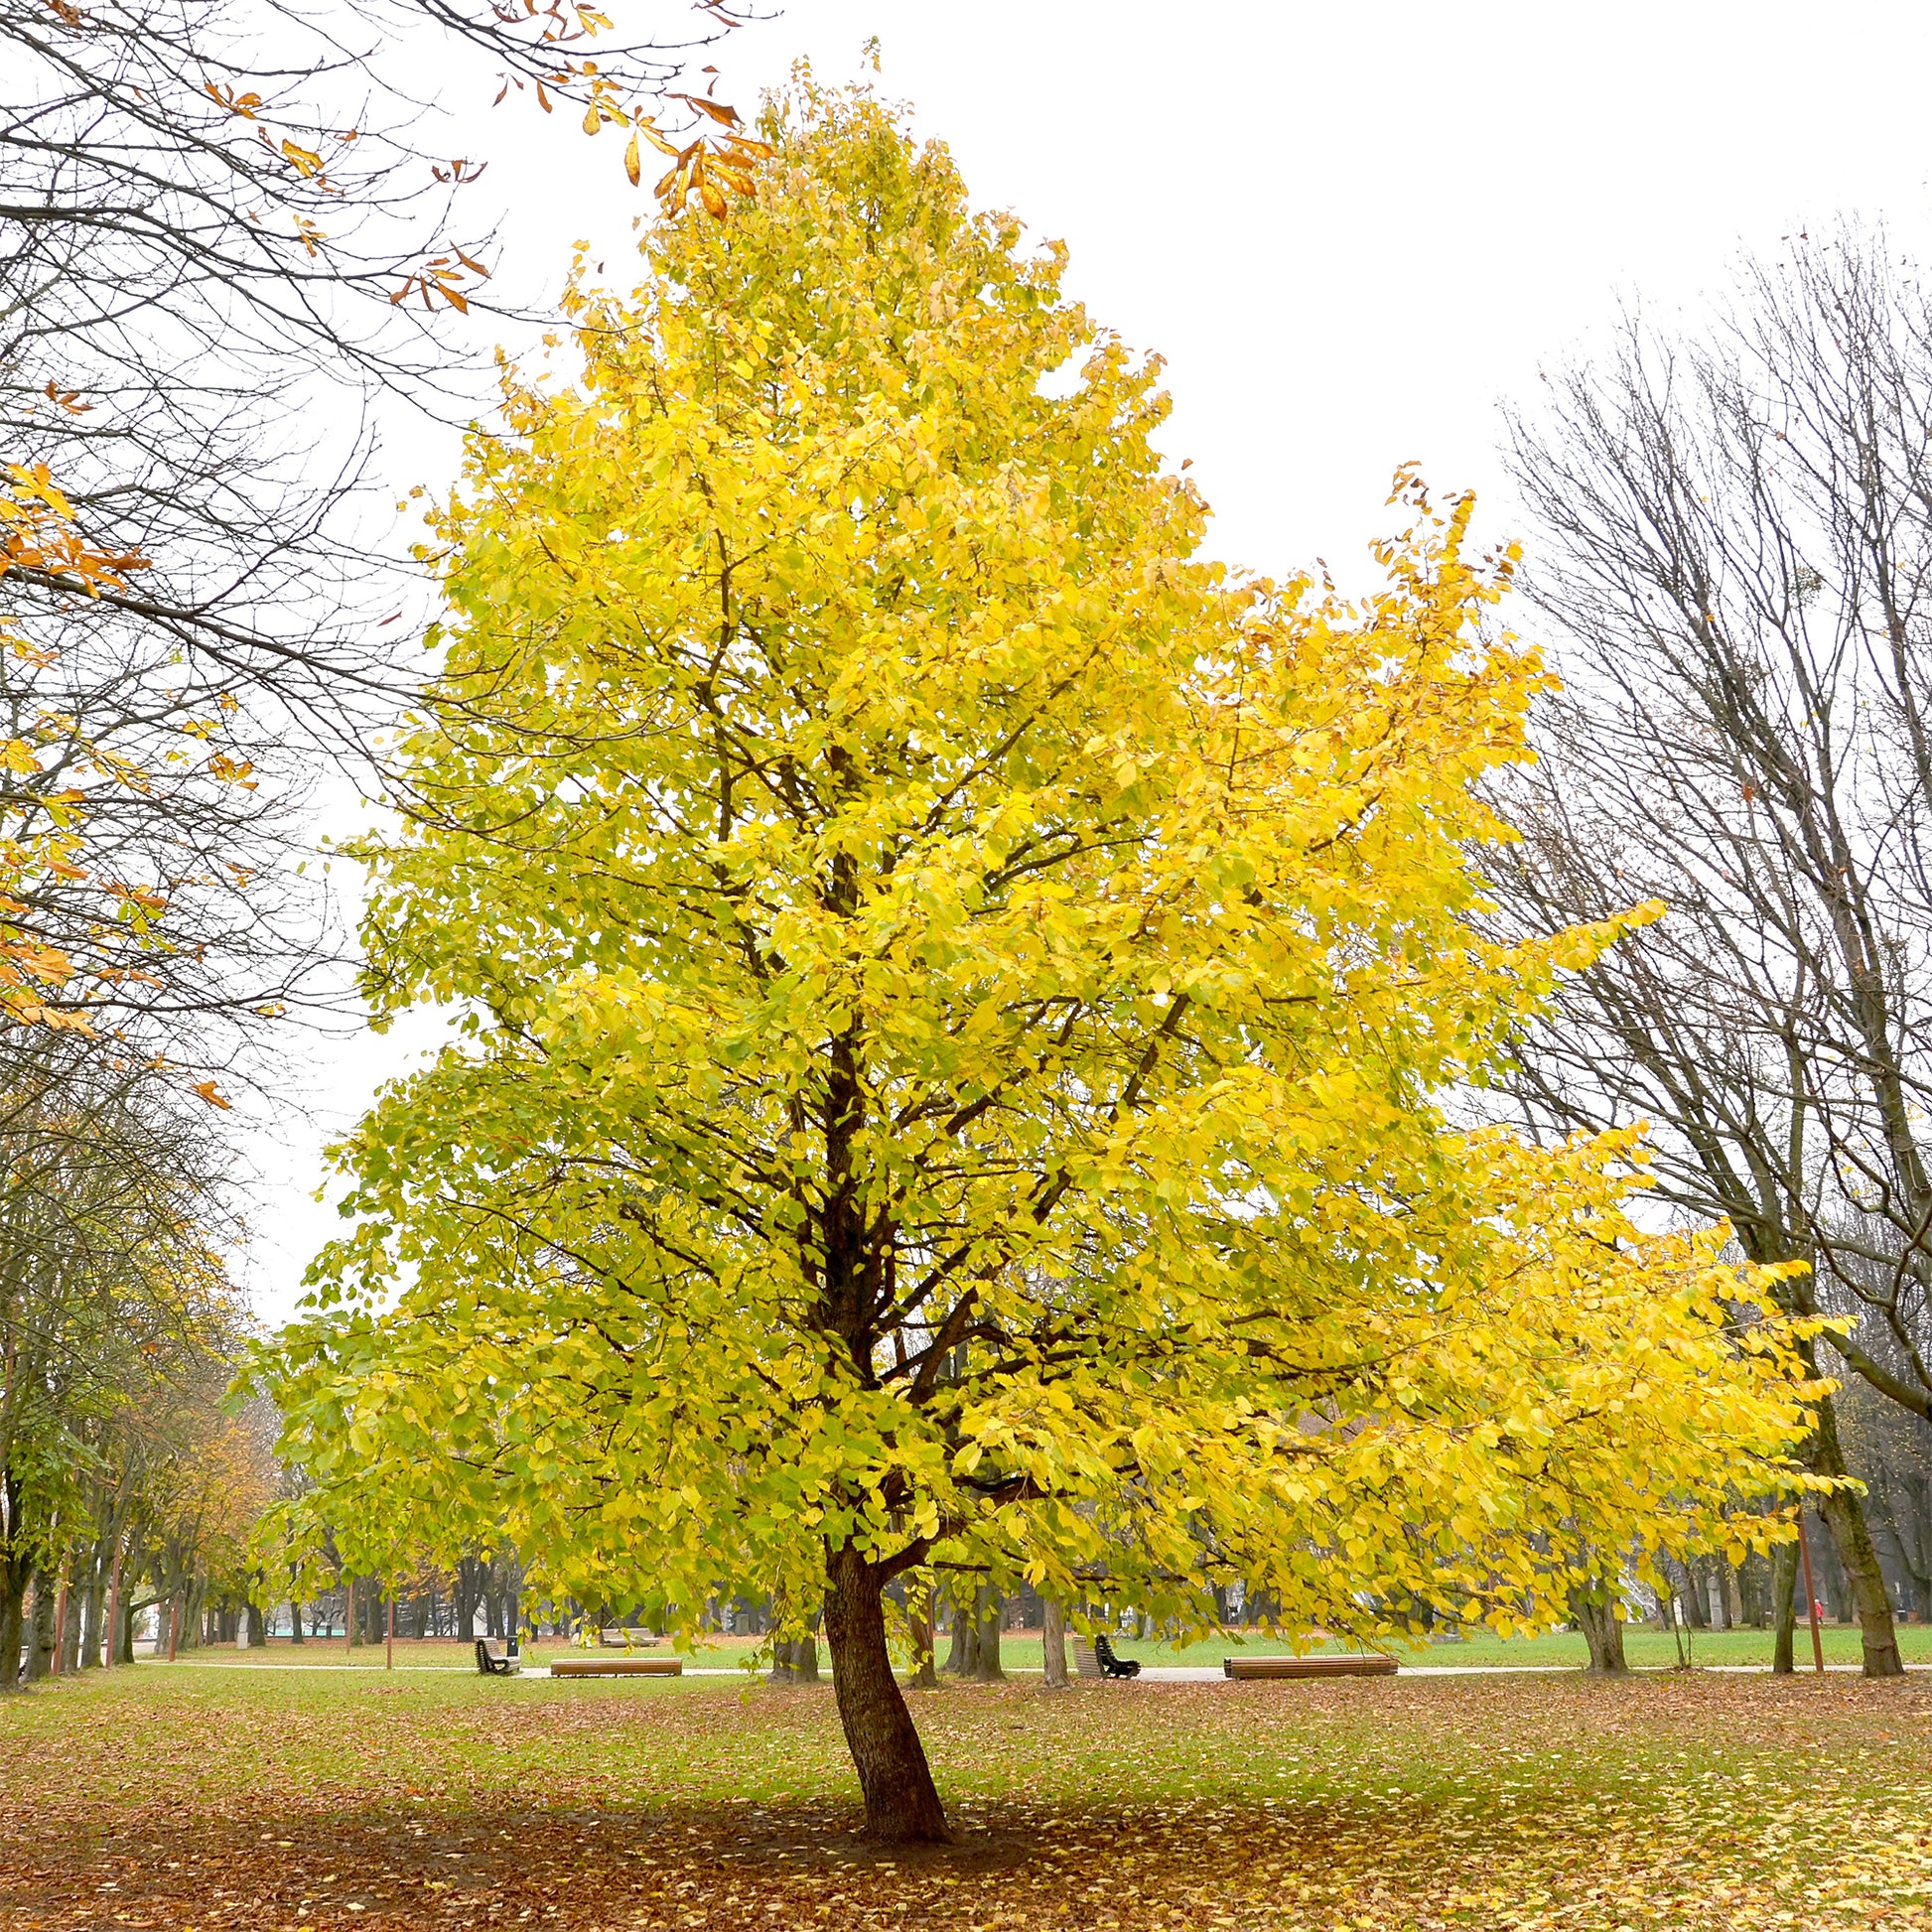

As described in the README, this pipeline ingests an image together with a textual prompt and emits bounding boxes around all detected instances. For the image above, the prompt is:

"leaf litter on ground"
[4,1665,1932,1929]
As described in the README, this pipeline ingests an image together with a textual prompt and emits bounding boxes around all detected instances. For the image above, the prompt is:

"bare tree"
[1486,223,1932,1676]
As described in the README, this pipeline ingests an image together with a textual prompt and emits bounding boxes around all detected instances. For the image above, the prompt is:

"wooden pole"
[167,1597,180,1664]
[51,1584,68,1677]
[1798,1514,1826,1675]
[345,1577,354,1654]
[385,1592,394,1671]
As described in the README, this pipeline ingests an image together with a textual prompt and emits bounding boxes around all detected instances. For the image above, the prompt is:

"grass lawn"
[161,1620,1932,1673]
[5,1654,1932,1929]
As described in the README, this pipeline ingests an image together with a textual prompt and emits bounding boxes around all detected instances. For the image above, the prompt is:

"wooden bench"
[596,1626,663,1647]
[1071,1636,1143,1679]
[550,1656,684,1677]
[475,1638,521,1676]
[1223,1654,1396,1680]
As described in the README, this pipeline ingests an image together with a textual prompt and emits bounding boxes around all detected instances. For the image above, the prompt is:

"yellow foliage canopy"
[263,84,1825,1675]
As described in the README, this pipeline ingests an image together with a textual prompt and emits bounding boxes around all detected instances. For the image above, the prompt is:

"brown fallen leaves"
[3,1665,1931,1930]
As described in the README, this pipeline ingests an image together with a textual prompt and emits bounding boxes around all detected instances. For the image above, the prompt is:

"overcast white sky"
[242,0,1932,1321]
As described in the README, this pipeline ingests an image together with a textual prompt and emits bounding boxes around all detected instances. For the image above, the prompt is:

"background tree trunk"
[905,1580,939,1690]
[27,1572,56,1681]
[1041,1598,1069,1691]
[942,1585,978,1677]
[1772,1538,1798,1675]
[973,1587,1006,1684]
[822,1541,950,1844]
[1811,1401,1905,1675]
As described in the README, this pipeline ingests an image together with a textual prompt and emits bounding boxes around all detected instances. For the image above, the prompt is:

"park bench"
[550,1656,684,1678]
[1072,1634,1143,1679]
[596,1626,663,1647]
[475,1637,522,1676]
[1222,1654,1397,1680]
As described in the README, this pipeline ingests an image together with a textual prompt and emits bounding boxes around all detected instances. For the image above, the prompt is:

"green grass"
[6,1653,1932,1930]
[181,1619,1932,1674]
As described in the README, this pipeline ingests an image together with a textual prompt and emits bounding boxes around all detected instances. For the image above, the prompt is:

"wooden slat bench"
[1224,1655,1396,1680]
[551,1656,684,1677]
[596,1626,664,1647]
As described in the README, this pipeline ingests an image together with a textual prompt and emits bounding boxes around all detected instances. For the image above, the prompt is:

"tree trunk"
[973,1587,1006,1683]
[1041,1598,1069,1691]
[79,1566,103,1670]
[942,1585,978,1677]
[904,1579,939,1690]
[27,1571,56,1681]
[822,1541,951,1844]
[289,1599,304,1645]
[1771,1536,1798,1675]
[768,1636,797,1686]
[0,1579,23,1694]
[1811,1398,1906,1676]
[1569,1581,1628,1674]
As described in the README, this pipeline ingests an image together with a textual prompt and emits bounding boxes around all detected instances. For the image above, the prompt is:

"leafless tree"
[1486,223,1932,1676]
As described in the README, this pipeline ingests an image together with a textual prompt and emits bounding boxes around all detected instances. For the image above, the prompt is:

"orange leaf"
[624,131,641,187]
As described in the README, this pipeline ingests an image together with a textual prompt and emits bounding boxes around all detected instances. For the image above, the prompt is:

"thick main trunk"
[1569,1581,1628,1674]
[1811,1394,1905,1677]
[1041,1598,1069,1691]
[0,1580,23,1694]
[823,1541,951,1844]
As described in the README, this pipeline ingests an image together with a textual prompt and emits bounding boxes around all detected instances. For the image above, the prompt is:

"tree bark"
[942,1584,978,1677]
[822,1541,950,1844]
[1569,1581,1628,1674]
[904,1579,939,1691]
[1771,1536,1798,1675]
[1811,1398,1906,1676]
[973,1587,1006,1683]
[27,1571,56,1681]
[1041,1598,1069,1690]
[0,1580,22,1694]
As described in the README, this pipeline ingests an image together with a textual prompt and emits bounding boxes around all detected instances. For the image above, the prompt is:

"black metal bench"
[1093,1634,1142,1679]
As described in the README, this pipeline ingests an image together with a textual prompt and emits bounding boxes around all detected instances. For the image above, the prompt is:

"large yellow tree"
[263,81,1825,1842]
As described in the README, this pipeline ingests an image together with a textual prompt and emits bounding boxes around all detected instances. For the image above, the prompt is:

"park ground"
[5,1641,1932,1931]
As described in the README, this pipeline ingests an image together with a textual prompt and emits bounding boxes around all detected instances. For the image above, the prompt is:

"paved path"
[137,1658,1932,1680]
